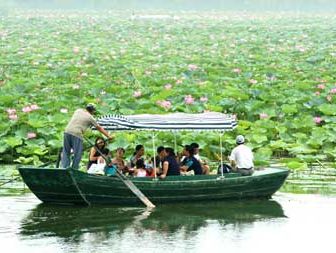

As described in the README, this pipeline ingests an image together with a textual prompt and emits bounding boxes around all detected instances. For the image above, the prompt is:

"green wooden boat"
[18,113,289,206]
[18,167,289,206]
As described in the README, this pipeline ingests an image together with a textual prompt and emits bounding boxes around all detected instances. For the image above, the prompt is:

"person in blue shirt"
[180,145,203,175]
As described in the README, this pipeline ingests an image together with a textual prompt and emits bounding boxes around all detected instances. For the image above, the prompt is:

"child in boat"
[134,159,150,177]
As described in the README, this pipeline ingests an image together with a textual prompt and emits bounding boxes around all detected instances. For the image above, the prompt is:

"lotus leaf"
[4,137,23,148]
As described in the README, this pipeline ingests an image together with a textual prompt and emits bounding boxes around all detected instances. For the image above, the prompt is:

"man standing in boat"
[61,104,113,169]
[229,135,254,176]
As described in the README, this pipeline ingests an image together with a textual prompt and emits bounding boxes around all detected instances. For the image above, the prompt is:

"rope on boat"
[0,177,20,187]
[68,169,91,206]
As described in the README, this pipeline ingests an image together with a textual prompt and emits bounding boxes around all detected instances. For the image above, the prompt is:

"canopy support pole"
[152,132,157,179]
[219,132,224,178]
[173,131,177,153]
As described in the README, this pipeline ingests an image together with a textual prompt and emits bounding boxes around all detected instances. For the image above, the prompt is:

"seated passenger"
[179,144,191,166]
[229,135,254,176]
[180,145,203,175]
[134,159,150,177]
[151,146,166,175]
[87,148,109,175]
[87,137,107,170]
[190,142,209,175]
[160,147,180,179]
[111,147,128,173]
[130,144,145,168]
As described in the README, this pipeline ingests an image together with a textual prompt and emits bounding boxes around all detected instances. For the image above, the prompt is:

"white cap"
[236,135,245,144]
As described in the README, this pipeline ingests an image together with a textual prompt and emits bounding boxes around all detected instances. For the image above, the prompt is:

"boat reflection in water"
[20,199,285,243]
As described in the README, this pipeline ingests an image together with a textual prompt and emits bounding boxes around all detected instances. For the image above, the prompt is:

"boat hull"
[18,167,289,206]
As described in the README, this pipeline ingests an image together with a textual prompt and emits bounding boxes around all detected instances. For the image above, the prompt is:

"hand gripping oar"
[84,137,155,208]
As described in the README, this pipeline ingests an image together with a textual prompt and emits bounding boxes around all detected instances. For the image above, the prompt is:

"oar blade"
[116,172,155,208]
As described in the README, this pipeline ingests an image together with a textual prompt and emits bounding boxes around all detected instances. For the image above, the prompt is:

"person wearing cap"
[229,135,254,176]
[61,104,113,169]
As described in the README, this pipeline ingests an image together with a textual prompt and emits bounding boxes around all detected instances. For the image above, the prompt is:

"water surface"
[0,193,334,253]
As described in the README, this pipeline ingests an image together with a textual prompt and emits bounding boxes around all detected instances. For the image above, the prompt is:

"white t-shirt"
[229,144,254,169]
[194,154,201,161]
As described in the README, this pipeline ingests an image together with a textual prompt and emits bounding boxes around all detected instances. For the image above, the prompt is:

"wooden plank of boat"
[18,167,289,205]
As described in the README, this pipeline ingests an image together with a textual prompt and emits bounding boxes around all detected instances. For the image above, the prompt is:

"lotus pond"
[1,4,336,252]
[1,7,336,171]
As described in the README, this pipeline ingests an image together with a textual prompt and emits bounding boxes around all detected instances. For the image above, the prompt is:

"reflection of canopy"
[96,112,237,131]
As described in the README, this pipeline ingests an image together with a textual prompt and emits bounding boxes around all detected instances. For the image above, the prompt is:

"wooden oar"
[84,137,155,208]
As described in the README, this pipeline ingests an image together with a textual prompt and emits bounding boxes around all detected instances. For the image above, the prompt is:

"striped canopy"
[96,112,237,131]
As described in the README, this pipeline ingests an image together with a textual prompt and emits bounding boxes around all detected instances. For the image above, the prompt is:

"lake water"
[0,192,335,253]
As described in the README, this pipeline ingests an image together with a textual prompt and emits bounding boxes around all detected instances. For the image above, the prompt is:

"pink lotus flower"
[27,132,36,139]
[317,84,325,90]
[315,91,321,96]
[22,106,33,113]
[6,108,16,115]
[330,88,336,94]
[232,68,241,74]
[157,100,172,110]
[73,47,80,54]
[30,104,39,110]
[8,114,18,120]
[60,108,68,113]
[297,46,306,52]
[164,83,172,90]
[200,96,208,103]
[133,90,142,98]
[327,95,332,102]
[176,79,183,85]
[188,64,198,71]
[249,79,258,84]
[314,117,322,124]
[259,113,269,119]
[184,95,194,105]
[80,72,88,77]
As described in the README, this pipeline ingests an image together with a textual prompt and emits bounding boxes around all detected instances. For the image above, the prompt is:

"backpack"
[105,164,117,176]
[217,163,232,174]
